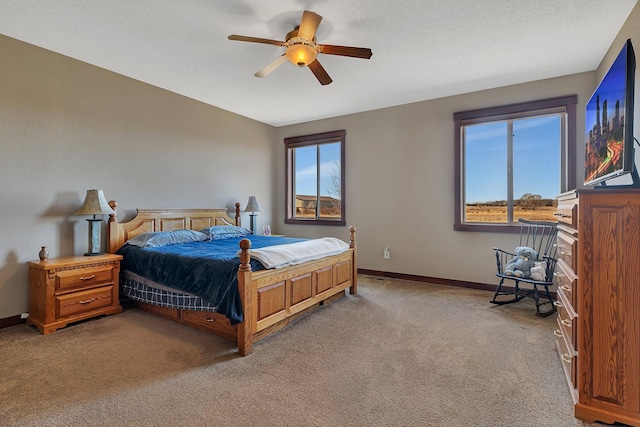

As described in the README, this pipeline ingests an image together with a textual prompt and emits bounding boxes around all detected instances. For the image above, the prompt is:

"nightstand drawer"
[56,265,114,291]
[56,286,113,318]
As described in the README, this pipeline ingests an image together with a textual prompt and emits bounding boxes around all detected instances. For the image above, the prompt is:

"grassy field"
[465,205,557,223]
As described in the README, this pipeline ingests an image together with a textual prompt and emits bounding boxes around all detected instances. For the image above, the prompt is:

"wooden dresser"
[27,254,123,334]
[555,189,640,426]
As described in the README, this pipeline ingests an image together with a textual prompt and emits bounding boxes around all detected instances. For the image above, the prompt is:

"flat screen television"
[584,38,636,187]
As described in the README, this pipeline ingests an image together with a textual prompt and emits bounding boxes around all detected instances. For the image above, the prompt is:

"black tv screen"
[584,39,636,187]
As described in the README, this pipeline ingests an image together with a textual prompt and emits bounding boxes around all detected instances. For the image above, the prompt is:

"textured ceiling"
[0,0,637,127]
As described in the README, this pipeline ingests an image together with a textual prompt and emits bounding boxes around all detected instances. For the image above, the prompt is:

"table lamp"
[243,196,263,234]
[74,189,115,256]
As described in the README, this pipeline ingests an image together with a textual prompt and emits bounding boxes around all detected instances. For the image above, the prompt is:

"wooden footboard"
[237,227,357,355]
[106,201,357,356]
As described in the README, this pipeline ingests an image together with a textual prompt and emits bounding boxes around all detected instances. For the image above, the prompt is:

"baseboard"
[0,315,25,329]
[358,268,497,292]
[357,269,557,299]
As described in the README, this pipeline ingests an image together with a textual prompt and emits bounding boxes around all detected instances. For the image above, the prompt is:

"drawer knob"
[562,285,570,291]
[553,272,565,278]
[553,329,563,337]
[203,316,215,322]
[561,353,572,363]
[80,275,96,281]
[554,301,563,307]
[561,319,571,327]
[79,298,95,305]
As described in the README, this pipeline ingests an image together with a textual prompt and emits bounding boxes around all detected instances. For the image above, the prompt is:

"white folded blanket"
[243,237,350,269]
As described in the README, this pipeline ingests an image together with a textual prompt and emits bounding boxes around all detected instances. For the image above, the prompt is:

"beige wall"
[275,72,596,286]
[0,35,276,319]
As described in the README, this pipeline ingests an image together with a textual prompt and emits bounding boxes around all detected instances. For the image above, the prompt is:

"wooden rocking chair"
[491,219,559,317]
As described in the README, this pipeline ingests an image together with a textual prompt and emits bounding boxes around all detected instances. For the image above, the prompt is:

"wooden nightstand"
[27,253,123,334]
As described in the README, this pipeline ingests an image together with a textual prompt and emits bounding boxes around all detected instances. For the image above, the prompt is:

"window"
[454,96,577,232]
[285,130,346,226]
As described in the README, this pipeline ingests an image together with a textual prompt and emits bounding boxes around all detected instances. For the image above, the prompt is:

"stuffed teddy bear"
[504,246,538,278]
[530,261,547,282]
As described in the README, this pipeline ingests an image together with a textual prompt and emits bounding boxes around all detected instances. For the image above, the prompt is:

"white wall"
[275,72,595,286]
[0,35,276,319]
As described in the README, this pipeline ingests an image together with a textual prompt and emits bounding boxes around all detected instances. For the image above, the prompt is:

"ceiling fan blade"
[308,60,333,85]
[298,10,322,40]
[317,44,373,59]
[255,54,288,78]
[228,34,286,47]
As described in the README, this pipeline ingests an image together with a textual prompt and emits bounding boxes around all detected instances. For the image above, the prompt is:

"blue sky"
[465,115,561,202]
[294,142,341,197]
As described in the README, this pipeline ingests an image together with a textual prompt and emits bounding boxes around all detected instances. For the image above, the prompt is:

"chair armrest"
[494,247,517,275]
[494,247,516,257]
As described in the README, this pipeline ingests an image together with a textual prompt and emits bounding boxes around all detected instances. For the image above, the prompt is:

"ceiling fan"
[228,10,373,85]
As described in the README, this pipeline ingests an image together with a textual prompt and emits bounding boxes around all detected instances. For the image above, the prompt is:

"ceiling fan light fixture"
[228,10,371,85]
[285,38,317,67]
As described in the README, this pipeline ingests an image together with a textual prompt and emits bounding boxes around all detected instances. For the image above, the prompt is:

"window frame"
[454,95,577,233]
[285,130,346,226]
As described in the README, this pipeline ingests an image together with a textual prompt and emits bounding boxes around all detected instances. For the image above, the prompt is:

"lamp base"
[249,214,257,233]
[85,218,104,256]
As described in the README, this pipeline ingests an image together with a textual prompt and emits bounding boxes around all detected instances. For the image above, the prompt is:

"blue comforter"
[116,236,304,325]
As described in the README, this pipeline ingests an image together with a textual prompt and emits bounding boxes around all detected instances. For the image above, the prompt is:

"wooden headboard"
[106,201,241,253]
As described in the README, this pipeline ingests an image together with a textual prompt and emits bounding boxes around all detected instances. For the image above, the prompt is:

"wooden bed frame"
[106,201,357,356]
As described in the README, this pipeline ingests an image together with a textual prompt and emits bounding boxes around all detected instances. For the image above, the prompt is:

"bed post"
[349,226,357,295]
[107,200,119,254]
[237,238,254,356]
[235,202,241,226]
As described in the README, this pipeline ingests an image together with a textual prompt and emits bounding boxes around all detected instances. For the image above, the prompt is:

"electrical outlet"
[20,312,29,319]
[384,246,390,259]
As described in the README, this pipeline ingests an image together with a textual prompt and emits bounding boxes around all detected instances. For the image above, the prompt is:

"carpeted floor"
[0,275,598,427]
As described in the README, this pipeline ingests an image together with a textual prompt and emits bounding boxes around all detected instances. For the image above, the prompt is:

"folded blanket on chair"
[242,237,350,269]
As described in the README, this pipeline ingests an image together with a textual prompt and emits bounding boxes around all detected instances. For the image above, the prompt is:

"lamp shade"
[243,196,263,213]
[74,190,115,216]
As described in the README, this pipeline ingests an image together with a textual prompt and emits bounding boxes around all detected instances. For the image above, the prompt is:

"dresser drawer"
[555,316,577,388]
[556,231,578,273]
[554,259,577,306]
[555,192,578,228]
[555,287,576,346]
[56,286,113,318]
[55,265,115,292]
[555,203,577,228]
